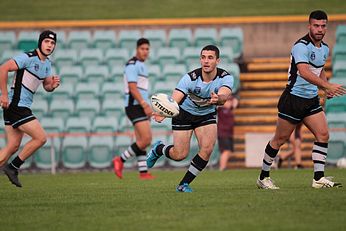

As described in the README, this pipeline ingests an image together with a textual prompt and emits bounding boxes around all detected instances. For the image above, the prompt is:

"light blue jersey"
[287,34,329,99]
[175,67,234,116]
[123,57,149,107]
[9,50,52,108]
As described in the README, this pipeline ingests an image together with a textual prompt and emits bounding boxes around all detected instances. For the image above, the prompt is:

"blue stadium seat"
[88,136,114,168]
[65,117,92,133]
[168,29,192,50]
[219,28,243,58]
[84,65,109,83]
[336,25,346,44]
[92,116,118,133]
[67,30,91,51]
[79,48,103,68]
[156,47,180,67]
[75,99,101,119]
[50,98,75,119]
[62,136,88,169]
[57,65,82,85]
[118,30,141,51]
[93,30,116,50]
[0,31,16,52]
[17,31,39,51]
[143,29,166,50]
[35,138,60,169]
[162,64,186,82]
[52,49,78,69]
[75,82,100,100]
[105,48,130,67]
[194,28,218,47]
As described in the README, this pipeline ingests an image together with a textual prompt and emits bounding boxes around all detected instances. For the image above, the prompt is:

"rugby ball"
[151,93,179,118]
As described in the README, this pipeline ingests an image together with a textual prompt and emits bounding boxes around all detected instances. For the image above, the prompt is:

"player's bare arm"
[43,75,60,92]
[297,63,346,96]
[128,82,152,117]
[208,86,232,105]
[153,89,184,123]
[0,59,19,109]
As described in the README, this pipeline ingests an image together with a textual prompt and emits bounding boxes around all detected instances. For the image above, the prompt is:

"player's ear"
[216,57,220,65]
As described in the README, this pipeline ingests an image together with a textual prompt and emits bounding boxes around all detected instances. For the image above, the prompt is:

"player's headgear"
[201,45,220,58]
[137,38,150,47]
[38,30,57,56]
[309,10,328,21]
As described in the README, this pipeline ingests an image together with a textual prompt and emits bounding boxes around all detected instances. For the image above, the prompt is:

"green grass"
[0,0,345,21]
[0,168,345,231]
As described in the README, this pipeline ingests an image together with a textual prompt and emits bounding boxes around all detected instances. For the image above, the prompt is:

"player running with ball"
[257,10,346,189]
[147,45,234,192]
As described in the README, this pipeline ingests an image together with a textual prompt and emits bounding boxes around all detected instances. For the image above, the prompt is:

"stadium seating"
[332,44,346,63]
[332,60,346,78]
[327,112,346,128]
[118,30,141,51]
[41,117,65,134]
[79,48,103,67]
[62,136,88,169]
[55,30,67,49]
[31,99,49,118]
[92,116,118,132]
[50,98,75,119]
[52,84,74,100]
[75,82,100,100]
[219,27,243,58]
[35,138,60,169]
[105,48,130,67]
[93,30,116,50]
[326,97,346,113]
[162,64,186,81]
[0,31,16,52]
[327,132,346,164]
[65,117,92,133]
[148,64,162,81]
[67,30,91,51]
[194,28,218,47]
[52,49,78,69]
[143,29,166,50]
[17,31,39,51]
[102,99,124,118]
[58,66,83,84]
[75,99,101,119]
[87,136,114,168]
[168,28,193,50]
[336,24,346,44]
[182,47,201,66]
[84,65,109,83]
[0,50,21,64]
[156,47,180,67]
[101,82,123,101]
[109,65,125,82]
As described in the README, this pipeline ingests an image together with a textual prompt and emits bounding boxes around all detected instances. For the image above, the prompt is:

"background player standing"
[256,10,346,189]
[147,45,234,192]
[113,38,154,180]
[0,30,60,187]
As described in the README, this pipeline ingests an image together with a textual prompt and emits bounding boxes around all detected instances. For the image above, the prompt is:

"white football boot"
[312,176,342,188]
[257,177,280,190]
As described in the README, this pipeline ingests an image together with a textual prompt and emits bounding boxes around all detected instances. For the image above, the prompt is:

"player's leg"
[176,123,217,191]
[293,125,303,168]
[4,119,46,187]
[303,111,341,188]
[277,132,295,168]
[0,126,24,167]
[218,137,233,171]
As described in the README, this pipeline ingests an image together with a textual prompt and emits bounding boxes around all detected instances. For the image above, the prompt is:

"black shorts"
[125,104,149,125]
[3,105,36,128]
[218,137,234,152]
[277,89,323,124]
[172,108,217,130]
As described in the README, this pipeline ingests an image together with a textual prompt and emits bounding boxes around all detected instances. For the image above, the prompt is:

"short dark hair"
[309,10,328,21]
[201,45,220,58]
[137,38,150,47]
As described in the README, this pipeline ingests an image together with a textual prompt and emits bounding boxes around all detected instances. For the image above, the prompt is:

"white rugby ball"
[151,93,179,118]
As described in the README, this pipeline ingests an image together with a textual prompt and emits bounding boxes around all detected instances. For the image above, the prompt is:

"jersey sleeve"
[221,74,234,92]
[124,64,138,83]
[12,53,30,69]
[292,43,309,64]
[175,74,191,95]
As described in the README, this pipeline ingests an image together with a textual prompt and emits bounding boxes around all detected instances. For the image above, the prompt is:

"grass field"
[0,0,345,21]
[0,168,345,231]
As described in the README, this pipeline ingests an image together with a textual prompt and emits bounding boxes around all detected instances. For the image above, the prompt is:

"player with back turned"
[256,10,346,189]
[147,45,234,192]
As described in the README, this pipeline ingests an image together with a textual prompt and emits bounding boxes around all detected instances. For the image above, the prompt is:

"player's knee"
[172,149,188,161]
[7,143,20,154]
[36,135,47,147]
[316,130,329,142]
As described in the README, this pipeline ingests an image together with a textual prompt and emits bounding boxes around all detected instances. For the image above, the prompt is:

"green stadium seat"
[92,116,118,133]
[148,64,162,81]
[105,48,129,67]
[101,82,123,101]
[109,65,125,82]
[327,132,346,164]
[34,138,60,169]
[65,117,91,133]
[118,116,133,132]
[50,99,75,119]
[118,30,141,51]
[219,46,235,63]
[67,30,91,51]
[219,28,243,58]
[102,99,123,118]
[156,47,180,67]
[182,47,201,66]
[332,60,346,78]
[75,82,100,100]
[188,63,201,71]
[332,44,346,63]
[51,84,74,100]
[93,30,116,50]
[88,136,114,168]
[336,25,346,44]
[84,65,109,83]
[0,50,22,64]
[114,135,135,168]
[194,28,218,47]
[55,30,67,49]
[41,117,65,134]
[168,28,192,50]
[31,99,48,118]
[34,85,48,101]
[17,31,39,51]
[62,136,88,169]
[329,77,346,87]
[326,97,346,113]
[52,49,78,69]
[162,64,186,82]
[219,63,240,78]
[75,99,101,119]
[0,117,5,135]
[143,29,166,50]
[59,66,83,84]
[0,31,16,52]
[153,81,176,95]
[79,48,103,68]
[327,112,346,128]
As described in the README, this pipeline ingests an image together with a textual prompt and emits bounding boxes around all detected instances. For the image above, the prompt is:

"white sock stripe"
[11,163,19,170]
[137,156,147,161]
[312,152,327,162]
[139,167,148,171]
[314,163,325,172]
[262,162,271,172]
[188,165,200,176]
[128,147,136,156]
[313,145,328,154]
[137,161,147,167]
[263,153,274,164]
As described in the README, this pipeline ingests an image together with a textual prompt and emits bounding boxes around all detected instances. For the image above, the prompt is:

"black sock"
[314,171,324,181]
[9,156,24,170]
[179,154,208,185]
[260,142,279,180]
[130,143,148,173]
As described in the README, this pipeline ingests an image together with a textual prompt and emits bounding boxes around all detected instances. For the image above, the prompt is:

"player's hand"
[142,103,153,117]
[326,83,346,97]
[0,94,9,109]
[51,75,60,89]
[152,112,165,123]
[208,92,219,105]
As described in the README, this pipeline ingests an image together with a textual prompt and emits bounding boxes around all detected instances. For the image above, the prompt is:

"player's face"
[200,50,220,73]
[136,44,150,61]
[308,19,327,42]
[41,38,56,55]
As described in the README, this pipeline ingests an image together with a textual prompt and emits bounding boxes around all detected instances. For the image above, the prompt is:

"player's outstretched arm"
[297,63,346,97]
[43,75,60,92]
[208,86,232,105]
[0,59,18,108]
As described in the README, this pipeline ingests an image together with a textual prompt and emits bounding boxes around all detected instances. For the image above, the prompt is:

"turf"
[0,0,345,21]
[0,168,345,231]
